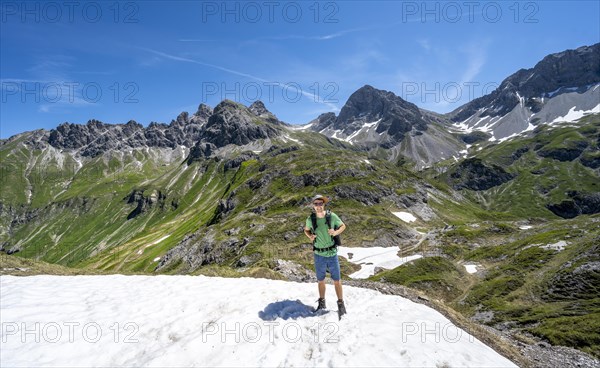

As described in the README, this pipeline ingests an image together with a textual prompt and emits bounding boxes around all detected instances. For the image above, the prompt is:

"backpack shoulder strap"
[325,209,332,229]
[310,212,317,234]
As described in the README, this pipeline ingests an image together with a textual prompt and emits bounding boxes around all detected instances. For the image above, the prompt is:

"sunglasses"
[313,202,324,206]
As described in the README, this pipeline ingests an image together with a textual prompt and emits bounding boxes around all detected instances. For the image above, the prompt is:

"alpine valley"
[1,44,599,366]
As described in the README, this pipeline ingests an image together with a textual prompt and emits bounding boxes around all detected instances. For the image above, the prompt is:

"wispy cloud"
[251,26,368,42]
[390,38,491,113]
[72,70,116,76]
[138,47,339,111]
[1,78,55,84]
[178,39,220,42]
[180,26,371,45]
[3,55,100,114]
[188,21,405,45]
[417,39,431,51]
[138,47,271,80]
[459,41,489,84]
[27,59,74,76]
[176,31,352,44]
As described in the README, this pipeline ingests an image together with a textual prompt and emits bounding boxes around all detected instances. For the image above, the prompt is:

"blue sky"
[1,0,599,139]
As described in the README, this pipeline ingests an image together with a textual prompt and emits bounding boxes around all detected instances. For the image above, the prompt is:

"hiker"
[304,194,347,318]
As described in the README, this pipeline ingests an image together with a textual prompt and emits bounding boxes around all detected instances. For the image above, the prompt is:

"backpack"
[310,209,342,247]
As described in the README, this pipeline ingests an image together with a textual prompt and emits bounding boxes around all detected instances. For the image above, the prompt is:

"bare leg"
[318,281,326,299]
[334,280,343,301]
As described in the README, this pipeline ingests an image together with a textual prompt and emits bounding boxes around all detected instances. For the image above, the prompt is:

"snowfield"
[337,246,422,279]
[464,264,479,274]
[0,275,517,367]
[392,211,418,223]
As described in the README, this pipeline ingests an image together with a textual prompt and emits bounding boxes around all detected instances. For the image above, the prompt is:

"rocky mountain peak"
[336,85,384,124]
[175,111,189,126]
[125,120,143,128]
[249,100,269,116]
[303,85,453,167]
[172,104,213,127]
[22,97,285,159]
[123,120,144,136]
[83,119,107,133]
[249,100,281,125]
[503,43,599,102]
[307,112,337,132]
[197,100,281,151]
[212,99,248,115]
[336,85,428,138]
[195,103,213,120]
[450,43,600,123]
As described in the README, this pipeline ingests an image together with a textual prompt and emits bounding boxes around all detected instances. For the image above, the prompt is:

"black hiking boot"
[316,298,326,311]
[337,299,346,320]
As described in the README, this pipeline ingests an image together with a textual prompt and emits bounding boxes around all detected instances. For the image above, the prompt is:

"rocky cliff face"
[22,100,284,160]
[449,158,516,190]
[155,227,250,272]
[200,100,281,148]
[186,100,283,161]
[46,104,212,157]
[546,191,600,219]
[307,85,462,167]
[451,44,600,122]
[125,189,177,220]
[448,43,600,139]
[249,100,282,126]
[335,85,429,140]
[312,85,429,146]
[306,112,336,133]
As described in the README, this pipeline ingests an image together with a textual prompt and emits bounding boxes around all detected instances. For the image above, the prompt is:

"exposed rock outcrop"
[125,189,170,220]
[155,228,249,272]
[546,191,600,218]
[449,158,516,190]
[200,100,281,149]
[544,240,599,300]
[537,141,588,161]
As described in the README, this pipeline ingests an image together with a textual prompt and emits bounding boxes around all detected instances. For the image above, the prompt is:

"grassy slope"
[372,116,600,357]
[456,216,600,357]
[440,117,599,218]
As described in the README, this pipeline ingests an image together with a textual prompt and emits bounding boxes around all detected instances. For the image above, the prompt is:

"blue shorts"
[314,253,341,281]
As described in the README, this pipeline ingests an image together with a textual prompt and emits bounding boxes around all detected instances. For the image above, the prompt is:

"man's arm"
[329,213,346,236]
[328,223,345,236]
[304,227,316,242]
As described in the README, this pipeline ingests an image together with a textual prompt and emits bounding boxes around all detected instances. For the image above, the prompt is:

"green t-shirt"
[305,212,344,257]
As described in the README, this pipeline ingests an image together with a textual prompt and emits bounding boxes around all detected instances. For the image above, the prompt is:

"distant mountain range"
[3,43,598,170]
[303,43,600,167]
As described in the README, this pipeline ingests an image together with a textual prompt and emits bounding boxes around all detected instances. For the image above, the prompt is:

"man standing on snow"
[304,194,347,319]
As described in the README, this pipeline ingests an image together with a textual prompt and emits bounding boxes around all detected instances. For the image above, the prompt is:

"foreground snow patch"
[338,246,422,279]
[0,275,516,367]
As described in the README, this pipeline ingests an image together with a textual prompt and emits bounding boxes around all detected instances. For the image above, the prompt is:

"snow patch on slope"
[337,246,422,279]
[551,104,600,124]
[393,211,417,223]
